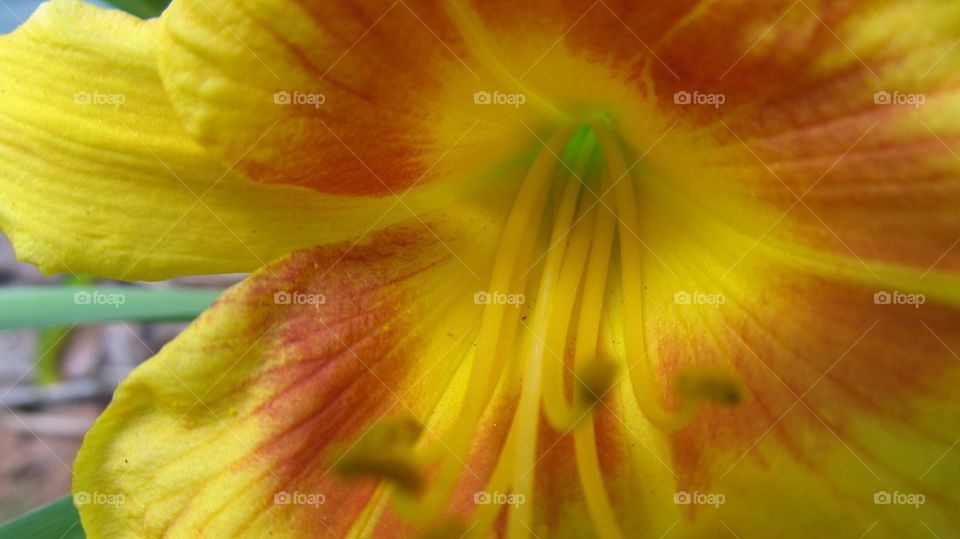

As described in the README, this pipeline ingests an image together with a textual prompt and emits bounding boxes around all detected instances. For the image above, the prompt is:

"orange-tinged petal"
[615,0,960,274]
[631,191,960,537]
[0,0,436,280]
[73,185,513,537]
[363,337,673,539]
[156,0,545,197]
[57,1,960,537]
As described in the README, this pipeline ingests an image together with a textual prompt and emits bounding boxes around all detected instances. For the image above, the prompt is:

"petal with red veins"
[73,187,510,537]
[633,189,960,537]
[0,0,434,280]
[156,0,548,197]
[621,0,960,275]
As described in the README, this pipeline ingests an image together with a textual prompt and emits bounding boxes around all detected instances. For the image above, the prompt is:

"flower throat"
[336,123,745,538]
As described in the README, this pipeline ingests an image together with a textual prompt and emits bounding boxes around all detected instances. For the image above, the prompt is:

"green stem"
[0,286,222,330]
[0,495,83,538]
[35,275,95,385]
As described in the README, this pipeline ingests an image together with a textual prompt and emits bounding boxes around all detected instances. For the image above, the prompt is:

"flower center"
[337,123,744,538]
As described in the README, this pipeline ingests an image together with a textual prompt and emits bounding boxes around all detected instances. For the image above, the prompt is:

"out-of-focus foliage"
[102,0,170,18]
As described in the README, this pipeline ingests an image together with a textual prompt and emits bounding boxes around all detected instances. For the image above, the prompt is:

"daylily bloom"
[2,0,960,536]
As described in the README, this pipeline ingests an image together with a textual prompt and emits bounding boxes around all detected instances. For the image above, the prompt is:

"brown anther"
[331,414,425,492]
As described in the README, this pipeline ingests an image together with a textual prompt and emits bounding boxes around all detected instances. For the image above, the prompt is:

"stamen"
[539,202,594,429]
[333,415,424,493]
[506,189,581,536]
[570,171,623,539]
[574,355,619,408]
[571,170,617,412]
[504,127,602,538]
[592,123,745,433]
[417,520,470,539]
[540,137,601,431]
[343,122,748,539]
[574,415,623,539]
[349,484,391,537]
[675,368,746,406]
[405,126,577,520]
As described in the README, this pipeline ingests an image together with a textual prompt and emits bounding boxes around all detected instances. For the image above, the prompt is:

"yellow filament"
[352,120,752,537]
[504,306,545,537]
[540,162,620,432]
[570,174,622,539]
[574,422,622,539]
[409,127,575,520]
[504,148,599,538]
[396,191,540,522]
[539,201,595,430]
[479,184,549,414]
[470,146,595,537]
[346,484,390,539]
[539,142,602,431]
[591,124,698,432]
[504,210,575,535]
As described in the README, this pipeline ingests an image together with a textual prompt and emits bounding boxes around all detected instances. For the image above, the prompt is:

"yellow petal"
[155,0,558,196]
[615,0,960,279]
[0,0,433,280]
[73,186,510,536]
[630,184,960,537]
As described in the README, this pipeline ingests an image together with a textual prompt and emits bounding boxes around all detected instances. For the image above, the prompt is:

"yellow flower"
[1,0,959,537]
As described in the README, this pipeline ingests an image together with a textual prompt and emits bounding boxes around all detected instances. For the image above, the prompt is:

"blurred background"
[0,0,228,522]
[0,0,107,33]
[0,233,240,521]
